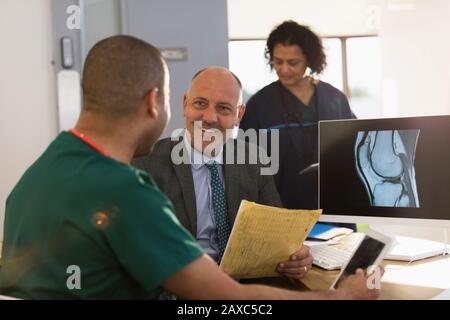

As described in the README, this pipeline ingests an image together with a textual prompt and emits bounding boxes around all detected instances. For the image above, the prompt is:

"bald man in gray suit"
[133,67,313,282]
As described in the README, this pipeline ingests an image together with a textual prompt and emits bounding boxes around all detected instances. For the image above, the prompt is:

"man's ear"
[237,104,246,123]
[182,93,188,116]
[145,87,159,119]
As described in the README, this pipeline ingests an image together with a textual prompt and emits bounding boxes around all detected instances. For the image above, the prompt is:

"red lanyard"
[68,129,111,157]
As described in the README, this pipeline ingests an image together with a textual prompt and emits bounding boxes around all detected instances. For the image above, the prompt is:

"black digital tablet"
[331,229,392,289]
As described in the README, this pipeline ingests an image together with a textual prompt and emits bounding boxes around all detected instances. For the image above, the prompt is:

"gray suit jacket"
[132,137,282,236]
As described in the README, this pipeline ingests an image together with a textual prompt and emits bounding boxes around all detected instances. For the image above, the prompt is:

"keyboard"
[311,245,353,270]
[310,233,366,270]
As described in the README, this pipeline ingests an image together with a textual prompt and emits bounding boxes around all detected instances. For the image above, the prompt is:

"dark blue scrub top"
[240,80,356,211]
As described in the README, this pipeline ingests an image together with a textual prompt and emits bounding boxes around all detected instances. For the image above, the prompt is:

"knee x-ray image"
[354,129,420,208]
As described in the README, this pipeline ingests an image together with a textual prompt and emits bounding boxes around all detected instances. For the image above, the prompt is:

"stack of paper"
[219,200,321,279]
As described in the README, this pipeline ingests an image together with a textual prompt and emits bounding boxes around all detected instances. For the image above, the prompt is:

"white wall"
[379,0,450,117]
[228,0,376,38]
[0,0,57,242]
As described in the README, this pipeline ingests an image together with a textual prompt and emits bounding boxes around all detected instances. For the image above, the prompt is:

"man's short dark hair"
[265,20,327,75]
[82,35,165,116]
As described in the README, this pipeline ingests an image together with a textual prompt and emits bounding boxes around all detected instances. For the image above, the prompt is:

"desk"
[301,255,450,299]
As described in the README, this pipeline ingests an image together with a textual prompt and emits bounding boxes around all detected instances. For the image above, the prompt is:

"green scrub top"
[0,132,204,299]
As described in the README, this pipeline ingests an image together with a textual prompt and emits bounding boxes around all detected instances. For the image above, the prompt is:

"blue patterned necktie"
[205,161,231,261]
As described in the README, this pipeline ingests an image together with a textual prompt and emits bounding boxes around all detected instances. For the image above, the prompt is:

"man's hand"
[336,267,385,300]
[277,245,313,279]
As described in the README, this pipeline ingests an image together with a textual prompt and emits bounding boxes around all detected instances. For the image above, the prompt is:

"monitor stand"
[369,225,449,262]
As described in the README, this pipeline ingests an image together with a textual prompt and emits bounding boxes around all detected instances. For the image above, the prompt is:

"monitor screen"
[319,115,450,226]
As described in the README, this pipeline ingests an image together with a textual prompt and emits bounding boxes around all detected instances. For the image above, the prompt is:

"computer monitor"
[319,115,450,227]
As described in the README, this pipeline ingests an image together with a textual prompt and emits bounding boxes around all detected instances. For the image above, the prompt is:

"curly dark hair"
[265,20,327,75]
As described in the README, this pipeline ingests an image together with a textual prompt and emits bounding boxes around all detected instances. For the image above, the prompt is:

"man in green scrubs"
[0,35,381,299]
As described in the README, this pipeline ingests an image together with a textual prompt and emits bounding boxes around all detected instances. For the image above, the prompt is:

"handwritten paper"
[219,200,321,279]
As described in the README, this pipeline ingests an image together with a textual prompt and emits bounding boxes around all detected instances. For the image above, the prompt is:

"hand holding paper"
[219,200,321,279]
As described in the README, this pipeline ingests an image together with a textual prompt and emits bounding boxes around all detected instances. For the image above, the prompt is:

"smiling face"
[272,43,308,88]
[183,67,245,153]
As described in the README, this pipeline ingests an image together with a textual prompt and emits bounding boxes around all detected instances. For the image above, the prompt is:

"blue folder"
[307,223,336,240]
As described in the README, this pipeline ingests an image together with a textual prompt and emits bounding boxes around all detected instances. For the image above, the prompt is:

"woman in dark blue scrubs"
[240,20,356,214]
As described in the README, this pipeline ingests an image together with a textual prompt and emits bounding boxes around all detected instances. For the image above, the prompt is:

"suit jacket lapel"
[171,140,198,234]
[223,141,241,224]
